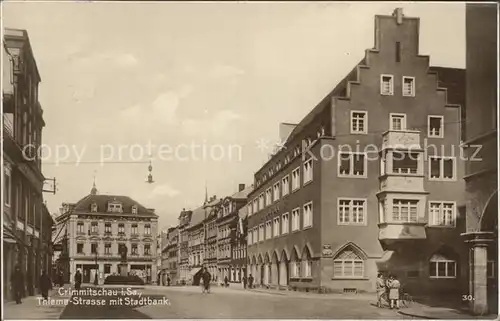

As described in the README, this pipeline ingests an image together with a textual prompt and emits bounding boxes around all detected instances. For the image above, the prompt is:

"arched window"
[333,249,364,278]
[290,249,301,278]
[301,247,312,278]
[429,253,457,279]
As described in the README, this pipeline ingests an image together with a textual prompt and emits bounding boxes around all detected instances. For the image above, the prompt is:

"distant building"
[52,183,159,285]
[216,184,252,283]
[161,227,178,285]
[177,209,192,282]
[3,28,54,301]
[246,8,467,295]
[463,3,498,315]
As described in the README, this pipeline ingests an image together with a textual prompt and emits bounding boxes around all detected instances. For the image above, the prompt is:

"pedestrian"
[201,268,211,294]
[167,276,171,286]
[74,269,82,291]
[11,264,24,304]
[242,275,247,289]
[58,271,64,287]
[248,274,254,289]
[39,270,52,300]
[387,275,401,309]
[224,276,229,288]
[375,273,386,308]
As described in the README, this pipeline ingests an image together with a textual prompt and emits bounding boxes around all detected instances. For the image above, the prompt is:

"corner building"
[247,9,467,296]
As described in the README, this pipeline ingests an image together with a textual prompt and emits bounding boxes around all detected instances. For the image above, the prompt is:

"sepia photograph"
[1,1,498,319]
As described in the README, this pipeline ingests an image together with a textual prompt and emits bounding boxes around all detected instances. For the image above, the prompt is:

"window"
[292,208,300,231]
[350,111,367,134]
[104,264,111,274]
[259,224,264,242]
[266,221,272,240]
[303,158,313,184]
[303,202,313,228]
[380,74,394,95]
[118,223,125,235]
[273,217,280,237]
[131,224,138,235]
[390,113,407,131]
[273,182,280,202]
[392,152,418,174]
[253,199,258,213]
[104,223,111,234]
[108,203,122,213]
[91,243,98,254]
[429,253,457,278]
[253,228,258,243]
[104,243,111,254]
[144,244,151,255]
[333,249,364,278]
[282,175,290,196]
[77,243,84,254]
[91,203,98,212]
[487,260,495,279]
[402,76,415,97]
[249,230,253,245]
[248,203,253,216]
[132,205,138,214]
[429,156,456,180]
[282,213,289,234]
[395,41,401,62]
[266,188,272,206]
[338,199,366,225]
[77,222,84,234]
[290,260,301,278]
[338,152,367,177]
[429,202,456,227]
[259,193,264,210]
[392,199,418,223]
[428,116,444,138]
[131,244,138,255]
[4,165,11,207]
[144,224,151,235]
[303,259,312,278]
[292,167,300,191]
[90,222,98,234]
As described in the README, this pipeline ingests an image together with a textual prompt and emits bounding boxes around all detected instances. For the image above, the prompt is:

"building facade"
[247,8,467,295]
[3,28,54,301]
[204,198,221,282]
[232,205,249,283]
[463,3,498,315]
[216,184,251,283]
[160,227,178,285]
[177,209,192,282]
[52,184,158,285]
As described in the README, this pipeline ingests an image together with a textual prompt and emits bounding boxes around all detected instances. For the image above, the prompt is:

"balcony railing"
[3,114,13,136]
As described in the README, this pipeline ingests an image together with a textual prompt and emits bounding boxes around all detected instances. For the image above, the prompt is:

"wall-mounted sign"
[322,244,333,258]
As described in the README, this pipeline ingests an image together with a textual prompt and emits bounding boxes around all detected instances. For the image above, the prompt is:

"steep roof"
[230,185,253,200]
[72,194,157,217]
[189,206,207,227]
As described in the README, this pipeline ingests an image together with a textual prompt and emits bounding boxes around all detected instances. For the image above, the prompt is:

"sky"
[2,1,466,232]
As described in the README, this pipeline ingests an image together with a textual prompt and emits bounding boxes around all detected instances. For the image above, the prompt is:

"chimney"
[238,184,246,192]
[393,8,403,25]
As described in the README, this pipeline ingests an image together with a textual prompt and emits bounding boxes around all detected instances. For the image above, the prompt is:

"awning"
[3,228,18,244]
[189,267,202,277]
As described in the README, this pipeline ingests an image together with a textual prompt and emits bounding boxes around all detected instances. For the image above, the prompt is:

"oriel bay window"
[392,199,418,223]
[392,152,419,174]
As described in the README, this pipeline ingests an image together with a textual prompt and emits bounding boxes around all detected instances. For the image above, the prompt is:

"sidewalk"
[398,303,498,320]
[3,285,72,320]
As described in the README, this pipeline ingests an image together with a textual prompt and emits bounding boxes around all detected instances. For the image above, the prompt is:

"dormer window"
[132,205,138,215]
[91,203,98,212]
[108,202,123,213]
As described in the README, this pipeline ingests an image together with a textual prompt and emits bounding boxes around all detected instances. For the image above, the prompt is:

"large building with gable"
[52,182,159,285]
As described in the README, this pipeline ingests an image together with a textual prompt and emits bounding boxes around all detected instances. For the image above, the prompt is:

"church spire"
[90,173,98,195]
[204,182,208,205]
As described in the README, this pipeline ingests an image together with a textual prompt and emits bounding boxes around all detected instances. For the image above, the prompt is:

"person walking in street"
[375,273,386,308]
[74,269,82,291]
[248,274,254,289]
[201,268,211,294]
[387,274,401,309]
[242,275,247,289]
[224,276,229,288]
[39,270,52,300]
[11,264,24,304]
[167,276,171,286]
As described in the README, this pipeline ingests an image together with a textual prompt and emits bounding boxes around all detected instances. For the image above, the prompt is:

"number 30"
[462,295,474,301]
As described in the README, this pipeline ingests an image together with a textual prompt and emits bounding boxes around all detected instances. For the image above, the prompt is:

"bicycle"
[399,292,414,308]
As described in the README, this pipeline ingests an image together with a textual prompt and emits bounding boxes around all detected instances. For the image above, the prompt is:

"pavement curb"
[398,311,437,319]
